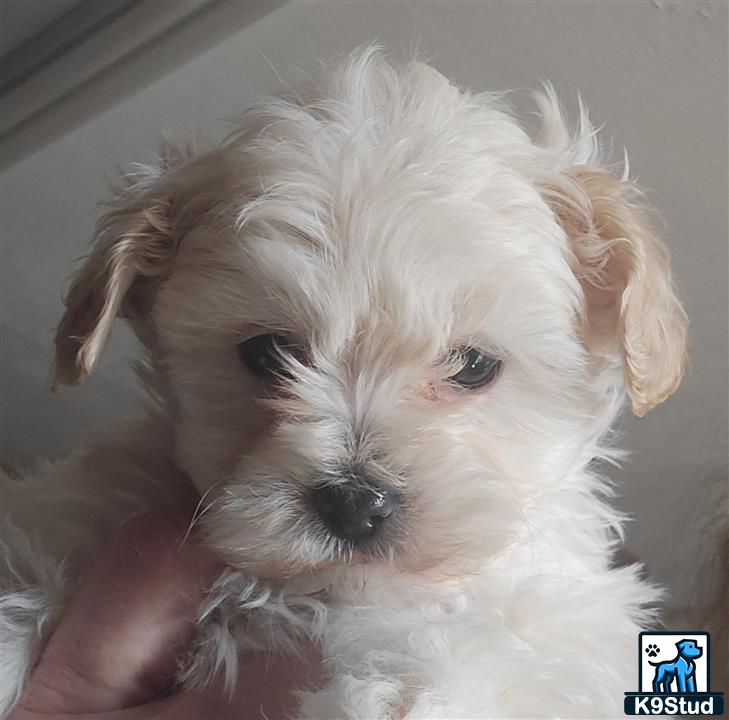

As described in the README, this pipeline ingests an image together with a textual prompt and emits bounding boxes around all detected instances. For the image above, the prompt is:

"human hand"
[10,515,320,719]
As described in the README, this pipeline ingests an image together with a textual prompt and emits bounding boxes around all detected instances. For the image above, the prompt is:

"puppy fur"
[1,47,687,718]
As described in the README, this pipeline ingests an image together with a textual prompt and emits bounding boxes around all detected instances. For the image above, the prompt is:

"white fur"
[1,47,687,718]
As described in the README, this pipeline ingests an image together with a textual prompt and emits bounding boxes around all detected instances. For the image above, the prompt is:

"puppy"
[1,47,688,718]
[650,640,702,693]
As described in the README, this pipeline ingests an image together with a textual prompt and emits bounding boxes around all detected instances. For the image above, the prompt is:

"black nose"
[313,482,399,543]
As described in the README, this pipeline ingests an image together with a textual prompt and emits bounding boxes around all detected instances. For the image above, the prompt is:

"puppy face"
[154,152,585,579]
[54,49,687,582]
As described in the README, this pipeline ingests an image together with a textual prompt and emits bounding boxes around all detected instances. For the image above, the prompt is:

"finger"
[16,513,220,716]
[15,647,324,720]
[142,646,323,720]
[180,646,324,720]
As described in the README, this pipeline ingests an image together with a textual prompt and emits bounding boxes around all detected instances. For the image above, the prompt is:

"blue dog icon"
[650,639,703,693]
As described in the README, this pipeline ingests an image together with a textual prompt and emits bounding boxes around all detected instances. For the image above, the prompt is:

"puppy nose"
[313,482,398,542]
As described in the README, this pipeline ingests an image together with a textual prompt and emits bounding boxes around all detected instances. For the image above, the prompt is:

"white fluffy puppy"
[1,48,688,718]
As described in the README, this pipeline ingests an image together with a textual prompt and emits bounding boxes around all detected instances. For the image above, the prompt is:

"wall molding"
[0,0,287,170]
[1,1,137,98]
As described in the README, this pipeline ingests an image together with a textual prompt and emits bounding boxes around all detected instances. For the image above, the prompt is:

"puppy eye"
[448,348,502,389]
[238,334,295,380]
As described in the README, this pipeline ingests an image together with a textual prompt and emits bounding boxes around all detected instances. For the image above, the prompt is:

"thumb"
[14,514,219,716]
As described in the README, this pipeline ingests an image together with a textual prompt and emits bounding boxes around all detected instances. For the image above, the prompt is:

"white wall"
[2,0,727,611]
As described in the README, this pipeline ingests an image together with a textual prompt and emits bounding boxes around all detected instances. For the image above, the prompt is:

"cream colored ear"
[543,168,688,416]
[53,193,174,388]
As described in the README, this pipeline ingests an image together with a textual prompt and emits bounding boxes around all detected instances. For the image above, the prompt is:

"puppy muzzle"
[312,478,400,545]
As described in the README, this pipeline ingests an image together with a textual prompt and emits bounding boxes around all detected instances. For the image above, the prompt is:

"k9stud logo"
[624,632,724,715]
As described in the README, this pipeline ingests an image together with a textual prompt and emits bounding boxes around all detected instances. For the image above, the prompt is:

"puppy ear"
[543,167,688,416]
[53,175,176,388]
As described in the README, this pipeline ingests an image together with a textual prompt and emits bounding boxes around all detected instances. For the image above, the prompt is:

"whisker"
[176,476,230,552]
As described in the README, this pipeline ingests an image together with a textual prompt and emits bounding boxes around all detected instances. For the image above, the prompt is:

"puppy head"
[54,49,687,583]
[676,639,702,659]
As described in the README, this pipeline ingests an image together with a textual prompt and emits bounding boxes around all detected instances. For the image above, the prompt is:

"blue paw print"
[645,643,660,658]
